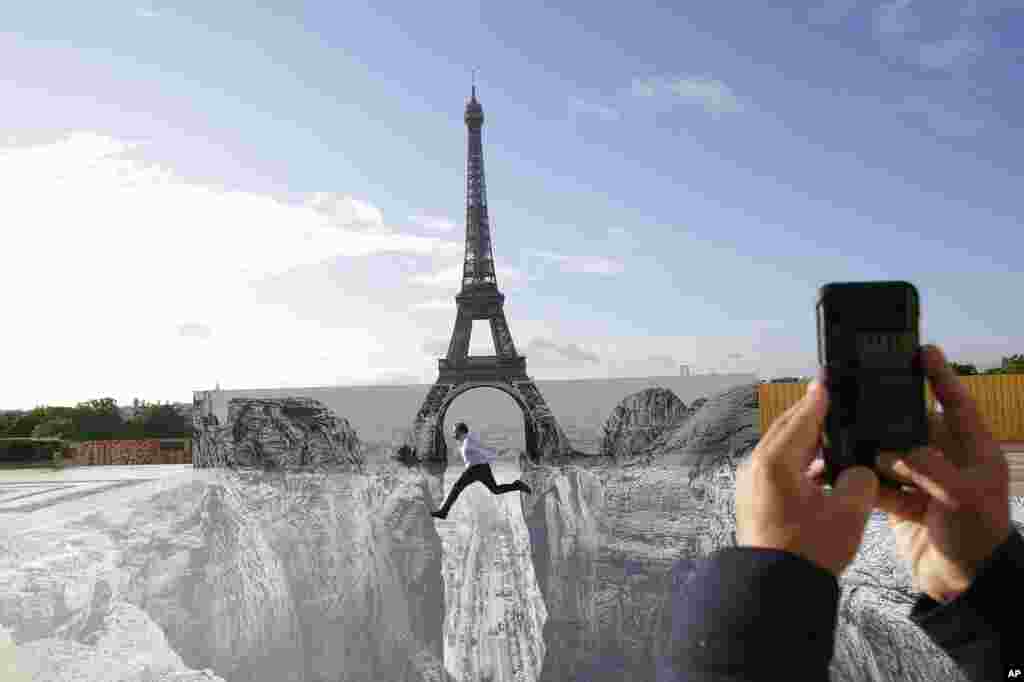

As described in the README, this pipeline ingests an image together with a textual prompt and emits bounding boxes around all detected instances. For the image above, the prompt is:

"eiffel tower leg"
[522,412,538,462]
[513,380,572,462]
[447,308,473,361]
[409,383,452,462]
[490,312,518,358]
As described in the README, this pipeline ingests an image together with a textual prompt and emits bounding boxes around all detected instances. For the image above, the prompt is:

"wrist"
[928,527,1016,604]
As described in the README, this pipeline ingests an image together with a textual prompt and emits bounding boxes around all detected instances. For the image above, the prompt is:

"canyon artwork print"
[1,86,1022,682]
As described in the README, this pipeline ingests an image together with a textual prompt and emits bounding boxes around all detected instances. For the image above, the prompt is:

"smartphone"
[816,281,929,489]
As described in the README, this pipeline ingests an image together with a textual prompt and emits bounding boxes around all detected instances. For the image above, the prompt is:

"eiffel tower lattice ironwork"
[407,84,573,463]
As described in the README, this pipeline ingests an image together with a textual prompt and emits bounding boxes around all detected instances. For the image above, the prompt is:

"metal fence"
[758,374,1024,441]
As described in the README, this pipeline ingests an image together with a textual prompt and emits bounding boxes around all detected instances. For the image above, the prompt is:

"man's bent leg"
[434,465,483,516]
[479,464,526,495]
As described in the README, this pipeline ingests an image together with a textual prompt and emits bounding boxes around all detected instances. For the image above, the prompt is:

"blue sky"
[1,0,1022,409]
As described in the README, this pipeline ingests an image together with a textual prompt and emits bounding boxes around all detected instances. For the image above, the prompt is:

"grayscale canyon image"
[2,381,1022,682]
[5,2,1022,681]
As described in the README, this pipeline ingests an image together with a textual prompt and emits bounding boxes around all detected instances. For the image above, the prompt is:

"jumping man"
[430,422,532,520]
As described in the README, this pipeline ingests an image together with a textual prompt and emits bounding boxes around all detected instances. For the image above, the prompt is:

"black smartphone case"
[817,281,929,489]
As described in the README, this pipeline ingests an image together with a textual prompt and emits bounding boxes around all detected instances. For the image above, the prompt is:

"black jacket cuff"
[670,546,840,676]
[909,530,1022,639]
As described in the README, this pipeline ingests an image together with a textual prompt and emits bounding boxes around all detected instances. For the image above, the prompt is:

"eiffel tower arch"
[411,378,570,464]
[407,84,573,463]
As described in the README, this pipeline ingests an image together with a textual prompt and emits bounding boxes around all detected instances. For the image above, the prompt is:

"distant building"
[679,364,691,377]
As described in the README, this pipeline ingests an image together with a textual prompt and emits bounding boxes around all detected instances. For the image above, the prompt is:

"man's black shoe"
[431,510,447,520]
[518,481,532,495]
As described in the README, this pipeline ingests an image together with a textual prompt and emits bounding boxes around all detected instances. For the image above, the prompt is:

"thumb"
[831,466,880,518]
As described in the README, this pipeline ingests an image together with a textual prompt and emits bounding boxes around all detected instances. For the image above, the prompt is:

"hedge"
[0,437,68,464]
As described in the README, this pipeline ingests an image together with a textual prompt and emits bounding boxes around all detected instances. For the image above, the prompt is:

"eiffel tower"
[407,83,572,463]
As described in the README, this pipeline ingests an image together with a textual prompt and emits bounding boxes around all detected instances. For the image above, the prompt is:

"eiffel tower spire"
[462,82,497,289]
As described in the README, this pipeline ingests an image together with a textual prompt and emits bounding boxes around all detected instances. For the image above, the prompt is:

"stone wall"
[68,440,192,466]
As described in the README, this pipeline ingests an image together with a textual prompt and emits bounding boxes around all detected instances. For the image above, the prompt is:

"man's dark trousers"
[437,463,523,515]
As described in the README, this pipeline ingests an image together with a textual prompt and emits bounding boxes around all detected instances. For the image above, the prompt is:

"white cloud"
[410,298,455,311]
[409,259,529,290]
[524,249,625,275]
[308,192,386,230]
[631,75,744,116]
[568,96,622,122]
[410,214,458,233]
[873,0,987,72]
[0,132,463,407]
[409,263,464,288]
[136,7,161,18]
[668,77,744,115]
[178,322,213,339]
[522,338,601,367]
[631,79,657,99]
[421,338,451,356]
[0,131,891,407]
[418,323,756,379]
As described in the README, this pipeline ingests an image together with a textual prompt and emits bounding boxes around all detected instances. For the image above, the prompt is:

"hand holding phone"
[816,281,929,489]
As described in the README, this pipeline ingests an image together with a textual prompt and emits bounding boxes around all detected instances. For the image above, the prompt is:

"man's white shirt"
[459,432,499,467]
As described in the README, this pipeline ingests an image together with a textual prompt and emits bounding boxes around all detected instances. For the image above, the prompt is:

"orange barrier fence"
[758,374,1024,442]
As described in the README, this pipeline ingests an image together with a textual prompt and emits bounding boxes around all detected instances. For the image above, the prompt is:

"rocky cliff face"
[599,388,690,461]
[0,467,448,682]
[1,610,229,682]
[427,467,548,682]
[451,384,762,680]
[673,382,1024,682]
[514,459,700,681]
[193,397,363,471]
[7,381,1020,682]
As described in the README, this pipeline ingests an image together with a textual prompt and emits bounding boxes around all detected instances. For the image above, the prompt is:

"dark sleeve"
[908,528,1024,682]
[665,547,839,681]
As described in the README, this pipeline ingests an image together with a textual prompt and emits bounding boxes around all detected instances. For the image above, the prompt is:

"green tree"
[139,402,188,438]
[72,398,125,441]
[950,362,978,376]
[1000,354,1024,374]
[30,416,74,439]
[0,412,19,436]
[4,407,48,437]
[121,415,147,439]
